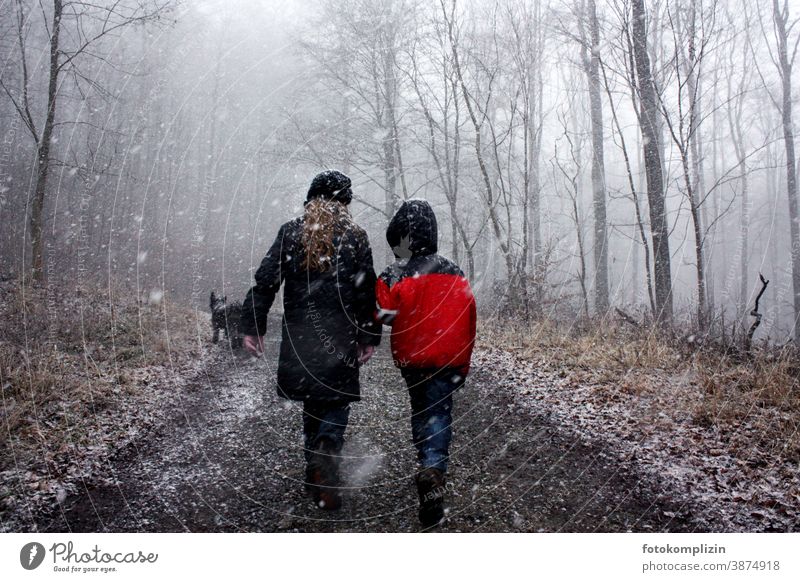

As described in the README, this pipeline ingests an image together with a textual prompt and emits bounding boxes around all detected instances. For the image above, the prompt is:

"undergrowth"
[480,316,800,462]
[0,277,204,525]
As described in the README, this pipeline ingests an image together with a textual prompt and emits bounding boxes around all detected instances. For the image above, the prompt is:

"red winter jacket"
[376,200,476,376]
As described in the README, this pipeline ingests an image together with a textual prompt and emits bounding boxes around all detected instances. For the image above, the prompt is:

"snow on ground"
[0,348,211,533]
[8,316,795,532]
[33,336,693,533]
[474,346,800,532]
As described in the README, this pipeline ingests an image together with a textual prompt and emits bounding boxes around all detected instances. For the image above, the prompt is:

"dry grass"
[479,316,800,462]
[691,349,800,460]
[0,278,204,523]
[481,317,682,373]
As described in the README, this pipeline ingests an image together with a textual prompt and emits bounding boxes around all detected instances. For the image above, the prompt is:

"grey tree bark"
[29,0,63,282]
[580,0,609,314]
[771,0,800,342]
[631,0,673,324]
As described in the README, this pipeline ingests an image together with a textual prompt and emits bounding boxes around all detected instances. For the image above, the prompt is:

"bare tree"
[629,0,673,323]
[598,53,657,315]
[400,8,480,278]
[0,0,172,282]
[756,0,800,341]
[553,101,590,317]
[302,0,413,232]
[657,0,717,330]
[578,0,610,314]
[724,2,754,323]
[509,0,547,306]
[440,0,552,313]
[440,0,516,290]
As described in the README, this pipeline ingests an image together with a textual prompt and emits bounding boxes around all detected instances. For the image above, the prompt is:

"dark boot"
[304,463,317,496]
[308,438,342,510]
[415,467,446,529]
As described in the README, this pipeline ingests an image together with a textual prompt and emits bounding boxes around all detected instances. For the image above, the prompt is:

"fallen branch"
[746,273,769,353]
[615,307,640,328]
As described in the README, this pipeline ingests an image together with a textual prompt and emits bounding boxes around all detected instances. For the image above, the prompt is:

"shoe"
[308,439,342,511]
[415,467,446,529]
[304,464,317,496]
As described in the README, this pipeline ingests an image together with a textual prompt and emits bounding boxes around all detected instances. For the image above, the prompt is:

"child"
[241,170,381,510]
[376,199,477,528]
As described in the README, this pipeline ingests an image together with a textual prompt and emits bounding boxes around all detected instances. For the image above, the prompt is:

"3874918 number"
[729,561,780,571]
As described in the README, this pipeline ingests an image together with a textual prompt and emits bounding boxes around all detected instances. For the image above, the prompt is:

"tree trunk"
[685,159,707,330]
[738,157,749,319]
[773,0,800,342]
[529,39,544,308]
[683,0,707,330]
[382,38,400,224]
[30,0,63,282]
[631,0,673,324]
[727,68,749,322]
[584,0,609,314]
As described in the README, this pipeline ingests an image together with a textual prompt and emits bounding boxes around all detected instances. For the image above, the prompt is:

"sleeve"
[460,279,477,378]
[375,274,398,325]
[353,235,382,346]
[240,224,286,336]
[468,284,477,345]
[457,269,476,344]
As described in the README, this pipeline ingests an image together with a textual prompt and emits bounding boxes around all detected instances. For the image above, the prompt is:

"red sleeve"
[468,290,477,344]
[462,281,477,377]
[375,278,398,325]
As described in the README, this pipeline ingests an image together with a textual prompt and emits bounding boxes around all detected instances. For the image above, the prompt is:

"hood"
[386,199,438,259]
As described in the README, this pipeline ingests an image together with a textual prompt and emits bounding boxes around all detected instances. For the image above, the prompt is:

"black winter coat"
[241,217,381,403]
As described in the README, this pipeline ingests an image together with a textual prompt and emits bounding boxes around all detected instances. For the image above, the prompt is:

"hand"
[243,335,265,356]
[357,344,376,364]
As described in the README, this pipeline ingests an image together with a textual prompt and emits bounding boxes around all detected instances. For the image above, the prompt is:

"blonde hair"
[301,198,356,271]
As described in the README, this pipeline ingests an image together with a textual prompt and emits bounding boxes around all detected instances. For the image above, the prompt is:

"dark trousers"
[405,370,463,473]
[302,401,350,464]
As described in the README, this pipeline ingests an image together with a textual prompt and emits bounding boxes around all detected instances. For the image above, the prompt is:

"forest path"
[42,322,694,533]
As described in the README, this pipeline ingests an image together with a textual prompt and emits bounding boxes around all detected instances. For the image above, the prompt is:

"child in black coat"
[241,170,381,510]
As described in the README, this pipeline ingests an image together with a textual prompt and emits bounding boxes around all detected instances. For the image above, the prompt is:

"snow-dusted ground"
[474,347,799,532]
[20,320,695,533]
[6,321,795,532]
[0,351,211,533]
[0,279,211,533]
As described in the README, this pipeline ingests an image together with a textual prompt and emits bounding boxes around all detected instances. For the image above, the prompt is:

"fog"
[1,0,798,341]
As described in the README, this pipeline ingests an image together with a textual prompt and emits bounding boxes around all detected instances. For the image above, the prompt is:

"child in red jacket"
[376,199,476,529]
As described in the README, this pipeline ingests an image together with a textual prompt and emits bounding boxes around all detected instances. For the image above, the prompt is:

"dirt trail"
[40,324,695,533]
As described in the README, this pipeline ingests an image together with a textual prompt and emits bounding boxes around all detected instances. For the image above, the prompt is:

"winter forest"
[2,0,800,534]
[3,0,800,337]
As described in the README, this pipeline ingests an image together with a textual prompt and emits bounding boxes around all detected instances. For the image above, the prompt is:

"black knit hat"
[306,169,353,205]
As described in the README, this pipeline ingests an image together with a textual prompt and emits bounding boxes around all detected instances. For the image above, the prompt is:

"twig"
[746,273,769,352]
[615,307,640,328]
